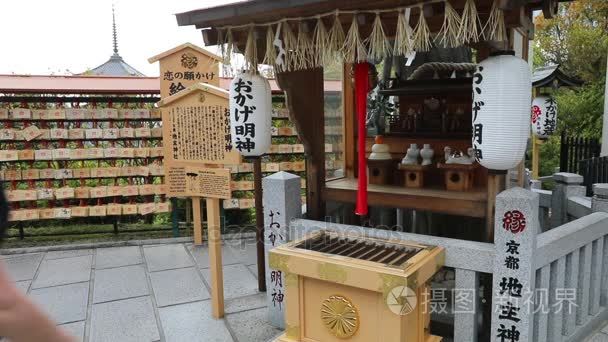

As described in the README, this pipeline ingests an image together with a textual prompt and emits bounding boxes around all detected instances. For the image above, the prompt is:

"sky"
[0,0,240,76]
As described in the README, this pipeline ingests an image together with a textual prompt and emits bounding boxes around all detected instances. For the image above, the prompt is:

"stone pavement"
[2,240,282,342]
[586,323,608,342]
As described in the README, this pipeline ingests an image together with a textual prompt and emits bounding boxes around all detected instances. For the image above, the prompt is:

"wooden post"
[532,136,540,179]
[517,161,526,187]
[485,171,506,243]
[192,197,203,245]
[252,157,267,292]
[207,197,225,318]
[531,87,540,179]
[170,197,179,237]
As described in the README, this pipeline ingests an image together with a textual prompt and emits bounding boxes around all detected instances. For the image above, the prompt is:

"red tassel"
[354,63,368,216]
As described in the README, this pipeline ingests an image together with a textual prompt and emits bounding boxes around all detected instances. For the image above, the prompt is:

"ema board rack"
[270,231,444,342]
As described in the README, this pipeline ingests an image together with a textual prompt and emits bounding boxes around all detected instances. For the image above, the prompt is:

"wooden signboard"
[185,167,231,199]
[160,83,240,203]
[159,83,240,167]
[148,42,221,98]
[152,46,233,321]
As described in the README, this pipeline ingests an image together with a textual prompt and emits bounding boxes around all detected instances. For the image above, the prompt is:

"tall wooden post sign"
[151,43,239,320]
[157,83,240,319]
[148,42,221,98]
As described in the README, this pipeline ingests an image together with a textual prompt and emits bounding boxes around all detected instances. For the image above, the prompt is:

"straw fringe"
[263,25,277,66]
[367,13,393,62]
[282,22,298,71]
[343,15,367,63]
[219,28,236,65]
[328,14,345,60]
[296,21,314,70]
[459,0,482,43]
[243,26,258,72]
[393,10,413,56]
[438,1,462,48]
[412,7,433,51]
[312,17,329,67]
[217,1,506,71]
[485,0,507,42]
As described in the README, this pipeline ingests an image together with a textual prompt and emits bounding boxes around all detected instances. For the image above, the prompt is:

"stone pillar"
[550,172,585,227]
[491,187,540,342]
[262,171,302,329]
[591,184,608,213]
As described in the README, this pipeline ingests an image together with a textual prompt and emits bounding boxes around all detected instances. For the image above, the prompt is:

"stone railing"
[263,172,608,342]
[531,173,608,230]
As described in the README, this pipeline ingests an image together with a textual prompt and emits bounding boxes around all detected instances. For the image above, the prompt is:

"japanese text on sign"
[168,105,232,163]
[232,78,256,153]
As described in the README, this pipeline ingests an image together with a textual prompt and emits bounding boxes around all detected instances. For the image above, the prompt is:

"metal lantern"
[229,72,272,157]
[471,51,531,171]
[531,95,557,139]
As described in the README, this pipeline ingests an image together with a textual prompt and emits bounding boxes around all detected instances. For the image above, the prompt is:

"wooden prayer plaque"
[22,125,42,141]
[138,203,157,215]
[0,150,19,162]
[148,42,221,98]
[107,204,123,216]
[17,150,34,161]
[39,209,56,220]
[71,206,89,217]
[22,209,40,221]
[54,208,72,219]
[90,186,108,198]
[74,187,91,199]
[4,170,21,181]
[89,205,107,217]
[37,189,54,200]
[55,187,75,200]
[122,204,138,215]
[107,186,123,197]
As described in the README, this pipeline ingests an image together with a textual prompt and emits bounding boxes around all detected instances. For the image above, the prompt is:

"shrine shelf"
[323,177,487,218]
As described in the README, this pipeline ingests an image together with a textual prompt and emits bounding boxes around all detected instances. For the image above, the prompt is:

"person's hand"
[0,263,74,342]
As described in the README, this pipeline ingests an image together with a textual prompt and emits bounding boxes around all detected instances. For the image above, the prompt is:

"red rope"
[354,63,368,216]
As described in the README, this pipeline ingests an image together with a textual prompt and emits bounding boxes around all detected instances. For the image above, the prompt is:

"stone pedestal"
[263,172,302,329]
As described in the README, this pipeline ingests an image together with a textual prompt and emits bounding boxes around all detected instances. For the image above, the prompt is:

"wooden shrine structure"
[174,0,564,242]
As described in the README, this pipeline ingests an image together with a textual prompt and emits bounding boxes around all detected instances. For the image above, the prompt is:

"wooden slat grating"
[295,231,422,267]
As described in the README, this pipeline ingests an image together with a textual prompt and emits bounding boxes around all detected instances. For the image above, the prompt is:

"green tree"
[532,0,607,176]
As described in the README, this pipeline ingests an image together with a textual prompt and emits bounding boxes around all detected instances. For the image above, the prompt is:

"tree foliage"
[534,0,608,83]
[532,0,607,176]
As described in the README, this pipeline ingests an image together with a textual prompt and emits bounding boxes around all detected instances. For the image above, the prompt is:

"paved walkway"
[587,324,608,342]
[2,240,281,342]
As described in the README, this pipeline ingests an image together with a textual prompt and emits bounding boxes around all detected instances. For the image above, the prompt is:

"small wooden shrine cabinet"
[269,231,444,342]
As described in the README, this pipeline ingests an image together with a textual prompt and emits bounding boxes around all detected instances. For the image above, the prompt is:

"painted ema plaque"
[149,43,221,98]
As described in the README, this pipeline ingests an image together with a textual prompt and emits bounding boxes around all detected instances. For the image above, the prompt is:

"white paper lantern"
[471,52,531,171]
[229,72,272,157]
[531,95,557,139]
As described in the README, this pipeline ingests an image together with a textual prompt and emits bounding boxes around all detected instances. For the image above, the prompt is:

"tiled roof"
[87,54,145,77]
[532,64,582,88]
